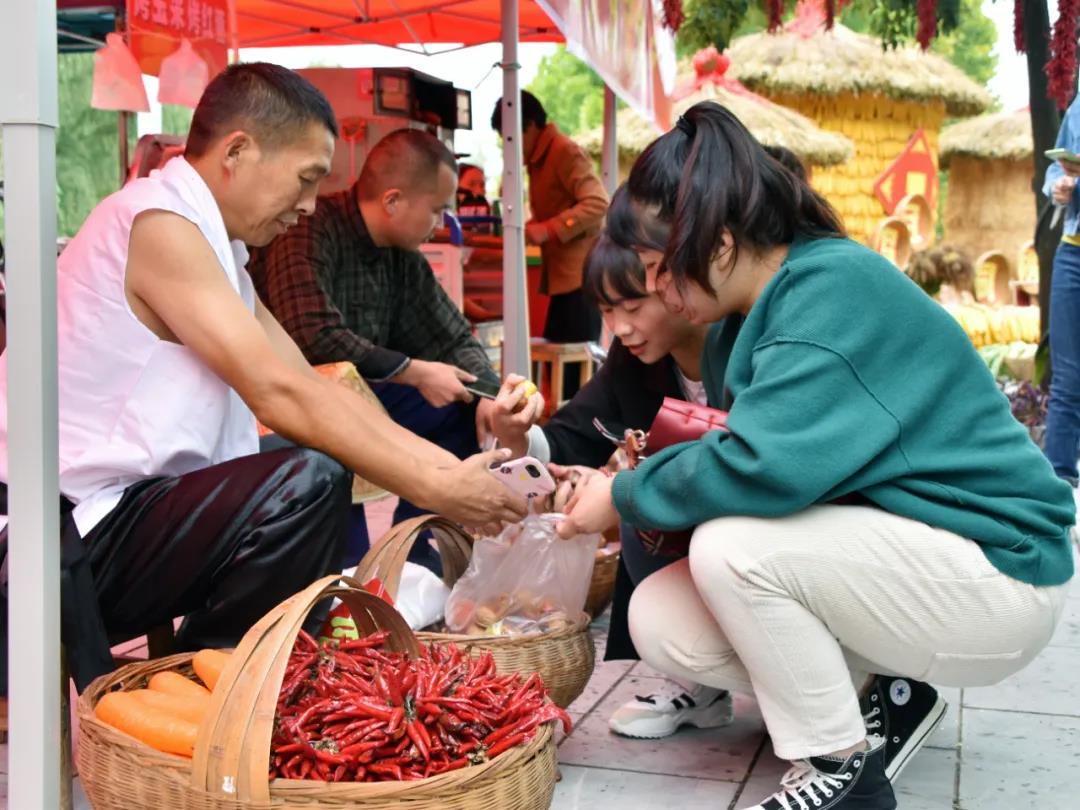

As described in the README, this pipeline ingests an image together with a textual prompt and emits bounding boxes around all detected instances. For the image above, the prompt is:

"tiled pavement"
[4,501,1077,808]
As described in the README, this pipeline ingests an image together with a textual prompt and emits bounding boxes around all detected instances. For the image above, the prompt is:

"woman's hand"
[546,463,605,513]
[556,471,619,538]
[490,374,545,457]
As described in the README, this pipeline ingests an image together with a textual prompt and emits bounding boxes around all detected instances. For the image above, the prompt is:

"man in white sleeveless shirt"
[0,64,526,689]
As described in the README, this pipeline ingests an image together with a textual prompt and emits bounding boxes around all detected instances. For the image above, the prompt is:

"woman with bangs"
[556,101,1074,810]
[490,208,742,739]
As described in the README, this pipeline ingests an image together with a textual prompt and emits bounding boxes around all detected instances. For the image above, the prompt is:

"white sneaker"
[608,680,733,739]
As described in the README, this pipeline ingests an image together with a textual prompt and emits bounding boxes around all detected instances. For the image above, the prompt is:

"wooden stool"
[529,338,594,416]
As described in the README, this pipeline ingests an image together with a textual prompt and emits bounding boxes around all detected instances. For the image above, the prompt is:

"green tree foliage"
[162,105,193,136]
[55,52,128,237]
[526,47,608,136]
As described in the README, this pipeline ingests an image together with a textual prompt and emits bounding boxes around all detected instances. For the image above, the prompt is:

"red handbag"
[595,398,730,558]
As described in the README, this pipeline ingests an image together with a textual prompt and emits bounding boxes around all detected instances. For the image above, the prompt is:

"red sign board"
[872,129,939,216]
[126,0,229,79]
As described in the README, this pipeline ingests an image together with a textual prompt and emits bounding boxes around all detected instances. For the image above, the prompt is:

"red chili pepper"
[485,732,526,759]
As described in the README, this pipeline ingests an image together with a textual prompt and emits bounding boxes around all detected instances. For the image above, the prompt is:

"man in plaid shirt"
[249,130,531,568]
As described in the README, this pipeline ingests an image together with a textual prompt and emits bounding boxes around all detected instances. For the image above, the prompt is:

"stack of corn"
[941,303,1040,348]
[775,94,945,243]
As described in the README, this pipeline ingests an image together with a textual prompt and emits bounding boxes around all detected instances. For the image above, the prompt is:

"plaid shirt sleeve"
[391,252,499,384]
[251,216,409,382]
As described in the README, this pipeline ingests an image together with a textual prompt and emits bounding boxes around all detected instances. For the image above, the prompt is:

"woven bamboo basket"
[77,576,558,810]
[356,515,595,709]
[585,547,620,619]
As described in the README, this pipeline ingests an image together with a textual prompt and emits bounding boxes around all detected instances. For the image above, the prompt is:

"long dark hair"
[621,101,844,293]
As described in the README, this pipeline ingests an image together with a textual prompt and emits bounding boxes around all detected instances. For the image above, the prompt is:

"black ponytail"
[623,101,844,293]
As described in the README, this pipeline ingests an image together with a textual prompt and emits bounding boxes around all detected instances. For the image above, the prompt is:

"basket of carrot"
[355,515,595,709]
[76,575,562,810]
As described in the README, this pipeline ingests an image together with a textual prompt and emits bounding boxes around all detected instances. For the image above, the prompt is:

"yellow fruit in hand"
[512,380,539,412]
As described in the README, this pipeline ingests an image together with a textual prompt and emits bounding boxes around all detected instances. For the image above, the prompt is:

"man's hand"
[556,471,619,539]
[524,220,551,246]
[489,374,545,457]
[394,359,475,407]
[429,448,529,535]
[1053,175,1078,205]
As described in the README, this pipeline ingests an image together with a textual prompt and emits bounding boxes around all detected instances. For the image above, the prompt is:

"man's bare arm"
[253,296,459,468]
[126,211,524,528]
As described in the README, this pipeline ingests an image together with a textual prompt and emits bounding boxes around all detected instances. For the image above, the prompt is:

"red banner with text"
[126,0,229,78]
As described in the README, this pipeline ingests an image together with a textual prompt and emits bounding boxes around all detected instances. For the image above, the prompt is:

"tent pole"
[499,0,529,377]
[601,84,617,196]
[0,1,62,808]
[599,84,617,350]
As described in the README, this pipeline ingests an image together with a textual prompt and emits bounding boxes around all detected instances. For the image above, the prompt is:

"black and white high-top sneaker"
[608,679,733,739]
[861,675,946,782]
[739,737,896,810]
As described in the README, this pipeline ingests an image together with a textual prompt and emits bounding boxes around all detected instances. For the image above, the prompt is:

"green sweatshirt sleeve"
[611,339,906,530]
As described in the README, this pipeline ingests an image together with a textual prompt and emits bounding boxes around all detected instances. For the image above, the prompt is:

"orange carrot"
[192,649,230,692]
[148,671,211,704]
[94,691,198,757]
[129,688,208,725]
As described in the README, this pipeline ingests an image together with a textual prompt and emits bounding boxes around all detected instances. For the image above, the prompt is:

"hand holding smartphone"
[488,456,556,501]
[1046,148,1080,164]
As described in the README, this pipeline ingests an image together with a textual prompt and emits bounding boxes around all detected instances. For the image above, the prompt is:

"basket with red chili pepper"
[357,514,597,708]
[270,628,572,782]
[77,575,563,810]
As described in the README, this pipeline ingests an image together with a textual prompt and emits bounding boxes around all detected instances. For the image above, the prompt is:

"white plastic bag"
[158,39,210,108]
[91,33,150,113]
[444,513,597,636]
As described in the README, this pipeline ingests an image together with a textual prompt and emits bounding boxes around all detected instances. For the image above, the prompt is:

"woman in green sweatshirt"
[557,102,1075,810]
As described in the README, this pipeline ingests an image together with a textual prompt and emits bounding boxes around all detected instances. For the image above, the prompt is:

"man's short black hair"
[490,90,547,133]
[357,128,458,201]
[185,62,338,158]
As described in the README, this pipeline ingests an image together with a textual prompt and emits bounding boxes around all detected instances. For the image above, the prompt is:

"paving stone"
[551,765,739,809]
[566,658,634,716]
[959,709,1080,809]
[963,645,1080,717]
[558,675,765,783]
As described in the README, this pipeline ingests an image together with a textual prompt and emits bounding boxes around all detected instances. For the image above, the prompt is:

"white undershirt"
[675,368,708,406]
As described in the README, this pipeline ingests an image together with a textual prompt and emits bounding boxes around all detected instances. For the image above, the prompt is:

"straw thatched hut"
[577,71,854,180]
[939,109,1035,268]
[727,0,992,242]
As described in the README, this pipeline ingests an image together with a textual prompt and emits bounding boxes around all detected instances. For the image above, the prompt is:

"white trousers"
[627,505,1070,760]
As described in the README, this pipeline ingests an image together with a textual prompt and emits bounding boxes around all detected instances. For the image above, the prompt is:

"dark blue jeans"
[1045,242,1080,481]
[618,521,680,586]
[368,382,481,574]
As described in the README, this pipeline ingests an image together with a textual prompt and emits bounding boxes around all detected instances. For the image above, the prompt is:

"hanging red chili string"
[1013,0,1026,54]
[825,0,836,28]
[767,0,785,32]
[916,0,938,49]
[1046,0,1080,110]
[661,0,685,32]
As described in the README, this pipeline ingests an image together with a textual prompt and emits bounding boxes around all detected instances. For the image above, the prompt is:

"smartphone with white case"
[488,456,556,501]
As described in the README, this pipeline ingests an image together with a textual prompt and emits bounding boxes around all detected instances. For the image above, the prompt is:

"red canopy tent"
[231,0,563,50]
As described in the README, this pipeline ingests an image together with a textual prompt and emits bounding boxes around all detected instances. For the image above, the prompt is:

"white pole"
[599,84,617,350]
[601,84,617,196]
[1,0,62,807]
[499,0,530,377]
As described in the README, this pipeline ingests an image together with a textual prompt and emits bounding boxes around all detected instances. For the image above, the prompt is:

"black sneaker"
[739,737,896,810]
[861,675,946,782]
